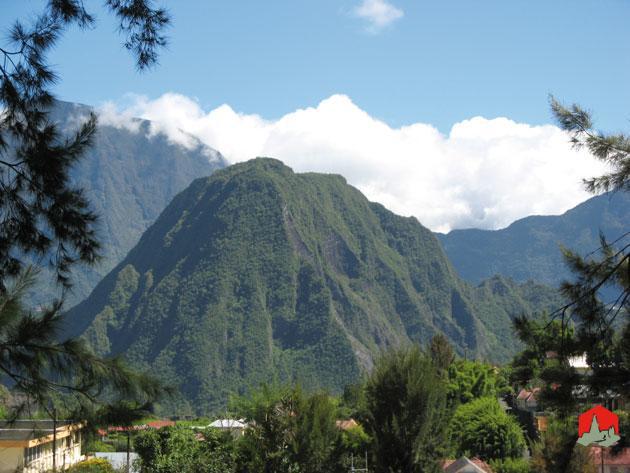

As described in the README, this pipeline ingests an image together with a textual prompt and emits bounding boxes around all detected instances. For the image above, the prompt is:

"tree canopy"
[0,0,170,419]
[511,98,630,412]
[363,346,448,473]
[0,0,169,292]
[448,396,525,461]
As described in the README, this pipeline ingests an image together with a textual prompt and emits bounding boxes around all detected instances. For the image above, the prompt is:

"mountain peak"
[65,158,557,413]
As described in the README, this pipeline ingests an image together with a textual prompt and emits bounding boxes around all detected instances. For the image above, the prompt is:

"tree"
[231,384,300,473]
[363,346,448,473]
[550,97,630,194]
[447,359,507,408]
[134,426,237,473]
[292,392,342,473]
[429,333,455,373]
[232,384,343,473]
[0,268,164,420]
[0,0,170,417]
[511,98,630,410]
[0,0,169,292]
[488,457,531,473]
[550,98,629,381]
[530,417,596,473]
[66,458,116,473]
[510,315,581,415]
[448,397,525,461]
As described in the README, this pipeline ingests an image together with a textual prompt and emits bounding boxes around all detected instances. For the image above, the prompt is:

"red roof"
[335,419,359,431]
[442,457,493,472]
[97,420,174,436]
[591,447,630,466]
[516,388,540,402]
[146,420,175,429]
[516,389,530,401]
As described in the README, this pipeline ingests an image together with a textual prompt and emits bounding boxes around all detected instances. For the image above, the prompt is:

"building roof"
[97,420,174,436]
[443,456,493,472]
[208,419,246,429]
[0,420,82,446]
[335,419,359,431]
[568,354,589,370]
[146,420,175,429]
[591,447,630,466]
[516,388,540,403]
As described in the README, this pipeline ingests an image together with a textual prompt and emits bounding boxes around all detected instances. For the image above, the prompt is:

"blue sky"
[4,0,629,132]
[2,1,627,230]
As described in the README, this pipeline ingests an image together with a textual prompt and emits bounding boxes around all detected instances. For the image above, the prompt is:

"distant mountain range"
[437,192,630,291]
[64,159,560,413]
[28,101,226,308]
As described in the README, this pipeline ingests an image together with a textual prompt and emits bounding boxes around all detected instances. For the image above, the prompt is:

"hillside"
[64,158,560,413]
[28,101,226,308]
[437,192,630,290]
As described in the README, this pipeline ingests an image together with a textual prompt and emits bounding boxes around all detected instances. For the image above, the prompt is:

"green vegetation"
[1,0,169,297]
[437,192,630,292]
[0,268,165,425]
[363,346,448,473]
[66,458,116,473]
[134,426,237,473]
[233,384,343,473]
[448,397,525,461]
[65,158,560,412]
[530,418,595,473]
[27,101,224,308]
[510,98,630,422]
[129,343,528,472]
[0,384,8,418]
[488,457,532,473]
[446,359,509,406]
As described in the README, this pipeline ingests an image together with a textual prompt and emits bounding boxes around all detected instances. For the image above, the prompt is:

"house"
[515,388,540,412]
[335,419,359,431]
[590,447,630,473]
[442,456,493,472]
[0,420,84,473]
[206,419,247,436]
[568,354,591,375]
[97,419,175,440]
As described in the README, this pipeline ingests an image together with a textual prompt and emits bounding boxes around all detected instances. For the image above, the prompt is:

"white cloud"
[99,93,607,233]
[353,0,404,31]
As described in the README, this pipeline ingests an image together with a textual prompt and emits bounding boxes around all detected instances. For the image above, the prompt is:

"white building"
[195,419,247,437]
[0,420,84,473]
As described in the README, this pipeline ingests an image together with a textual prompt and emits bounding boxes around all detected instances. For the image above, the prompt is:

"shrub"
[66,458,115,473]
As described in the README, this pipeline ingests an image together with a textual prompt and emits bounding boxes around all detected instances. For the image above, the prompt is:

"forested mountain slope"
[437,192,629,290]
[28,101,226,307]
[65,158,559,412]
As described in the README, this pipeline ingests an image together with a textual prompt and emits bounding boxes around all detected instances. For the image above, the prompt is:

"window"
[24,444,43,464]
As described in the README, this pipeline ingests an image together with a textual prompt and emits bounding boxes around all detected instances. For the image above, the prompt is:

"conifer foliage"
[512,98,630,411]
[363,346,448,473]
[0,1,170,416]
[0,268,164,417]
[0,0,169,292]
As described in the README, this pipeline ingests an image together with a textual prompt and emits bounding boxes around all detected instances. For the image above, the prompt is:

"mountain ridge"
[64,158,560,412]
[27,101,226,308]
[436,191,630,289]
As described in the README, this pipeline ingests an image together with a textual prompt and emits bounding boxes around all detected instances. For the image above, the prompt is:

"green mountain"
[28,101,225,308]
[436,192,630,290]
[65,158,559,413]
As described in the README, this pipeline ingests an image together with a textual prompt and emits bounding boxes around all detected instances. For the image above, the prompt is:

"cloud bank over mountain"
[99,93,605,232]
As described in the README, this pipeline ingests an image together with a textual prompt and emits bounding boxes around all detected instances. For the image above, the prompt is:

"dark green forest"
[64,158,560,412]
